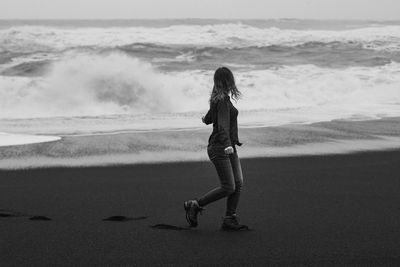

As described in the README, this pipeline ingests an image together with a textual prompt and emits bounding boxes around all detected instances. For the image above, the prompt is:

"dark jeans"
[198,145,244,216]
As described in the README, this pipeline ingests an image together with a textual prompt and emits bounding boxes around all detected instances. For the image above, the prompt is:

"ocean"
[1,19,400,136]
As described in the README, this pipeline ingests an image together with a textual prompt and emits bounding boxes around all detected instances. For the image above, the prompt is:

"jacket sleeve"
[203,109,212,125]
[217,99,231,148]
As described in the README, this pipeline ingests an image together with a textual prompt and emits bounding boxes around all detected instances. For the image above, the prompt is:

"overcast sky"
[0,0,399,20]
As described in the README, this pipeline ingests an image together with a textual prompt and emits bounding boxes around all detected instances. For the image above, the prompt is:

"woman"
[184,67,248,231]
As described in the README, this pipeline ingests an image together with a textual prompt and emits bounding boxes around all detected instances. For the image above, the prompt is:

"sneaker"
[183,199,204,227]
[221,214,249,231]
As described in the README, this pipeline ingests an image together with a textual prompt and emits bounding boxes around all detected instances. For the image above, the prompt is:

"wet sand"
[2,117,400,169]
[1,150,400,266]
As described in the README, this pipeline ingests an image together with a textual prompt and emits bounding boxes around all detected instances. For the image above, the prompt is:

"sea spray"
[0,52,210,118]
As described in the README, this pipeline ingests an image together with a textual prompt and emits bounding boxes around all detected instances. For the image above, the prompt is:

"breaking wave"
[0,52,209,118]
[1,52,400,121]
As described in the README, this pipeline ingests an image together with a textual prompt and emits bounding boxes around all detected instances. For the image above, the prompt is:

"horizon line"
[1,18,400,22]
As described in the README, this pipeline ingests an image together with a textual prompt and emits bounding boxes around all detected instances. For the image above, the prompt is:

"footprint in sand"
[0,209,25,218]
[0,209,52,221]
[150,224,189,230]
[103,216,148,222]
[29,216,52,221]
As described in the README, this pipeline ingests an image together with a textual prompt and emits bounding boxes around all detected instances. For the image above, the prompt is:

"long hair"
[209,67,241,103]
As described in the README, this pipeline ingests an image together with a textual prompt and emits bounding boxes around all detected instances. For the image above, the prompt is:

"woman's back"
[205,96,241,148]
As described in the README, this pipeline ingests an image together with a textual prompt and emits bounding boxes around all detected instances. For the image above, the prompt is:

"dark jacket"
[203,95,242,148]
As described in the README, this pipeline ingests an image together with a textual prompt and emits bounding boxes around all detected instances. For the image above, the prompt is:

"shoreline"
[1,136,400,170]
[1,117,400,169]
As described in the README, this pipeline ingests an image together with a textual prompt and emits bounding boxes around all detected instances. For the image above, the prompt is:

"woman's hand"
[224,146,234,155]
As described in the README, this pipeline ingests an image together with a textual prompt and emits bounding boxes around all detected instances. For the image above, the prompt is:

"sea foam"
[0,132,60,147]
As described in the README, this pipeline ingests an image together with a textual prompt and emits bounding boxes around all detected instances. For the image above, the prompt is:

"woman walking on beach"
[184,67,248,231]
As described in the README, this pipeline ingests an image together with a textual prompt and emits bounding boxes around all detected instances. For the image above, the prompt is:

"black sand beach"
[1,150,399,266]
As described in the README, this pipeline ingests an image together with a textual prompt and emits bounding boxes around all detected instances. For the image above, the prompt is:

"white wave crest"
[1,24,400,53]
